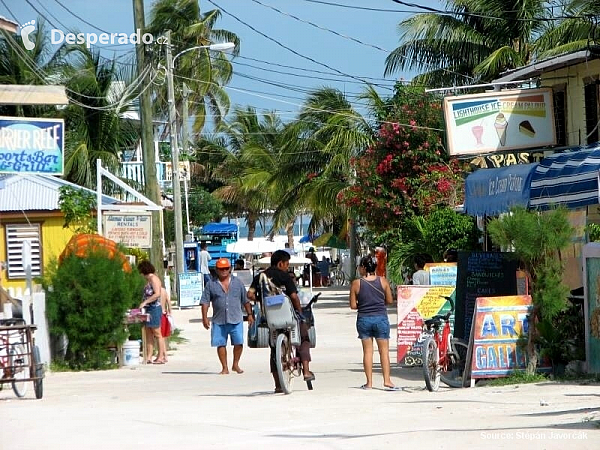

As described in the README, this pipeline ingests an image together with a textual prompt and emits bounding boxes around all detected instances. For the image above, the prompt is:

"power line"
[299,0,423,13]
[28,0,69,31]
[389,0,583,21]
[0,0,20,24]
[233,58,397,86]
[173,72,444,132]
[51,0,113,34]
[206,0,388,89]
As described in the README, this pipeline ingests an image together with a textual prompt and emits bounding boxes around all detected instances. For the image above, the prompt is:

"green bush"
[42,249,145,370]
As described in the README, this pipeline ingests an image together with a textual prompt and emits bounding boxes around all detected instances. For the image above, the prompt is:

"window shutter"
[5,224,42,279]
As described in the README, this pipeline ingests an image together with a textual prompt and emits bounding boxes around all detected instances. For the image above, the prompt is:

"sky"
[3,0,446,121]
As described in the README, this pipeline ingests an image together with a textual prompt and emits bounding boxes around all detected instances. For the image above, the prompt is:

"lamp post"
[165,30,234,299]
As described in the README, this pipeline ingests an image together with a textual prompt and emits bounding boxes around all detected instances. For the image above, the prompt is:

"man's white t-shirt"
[200,250,211,274]
[412,269,430,285]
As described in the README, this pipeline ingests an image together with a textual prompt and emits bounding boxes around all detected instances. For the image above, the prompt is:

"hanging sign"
[103,212,152,248]
[0,116,64,174]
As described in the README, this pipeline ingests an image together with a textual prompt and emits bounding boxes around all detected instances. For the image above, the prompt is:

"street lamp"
[165,30,234,300]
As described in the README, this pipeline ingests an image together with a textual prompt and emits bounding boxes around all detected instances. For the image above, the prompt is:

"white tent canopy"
[226,240,278,254]
[255,256,311,267]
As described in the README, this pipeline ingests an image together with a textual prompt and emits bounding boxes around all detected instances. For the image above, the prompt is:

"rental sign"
[0,117,64,175]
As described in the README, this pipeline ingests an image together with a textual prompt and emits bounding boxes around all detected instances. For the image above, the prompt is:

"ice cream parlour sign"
[0,117,64,175]
[443,89,556,156]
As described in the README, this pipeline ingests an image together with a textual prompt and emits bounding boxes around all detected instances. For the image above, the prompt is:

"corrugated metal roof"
[494,46,600,83]
[0,174,120,212]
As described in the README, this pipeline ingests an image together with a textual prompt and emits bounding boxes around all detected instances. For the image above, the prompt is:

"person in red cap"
[200,257,254,374]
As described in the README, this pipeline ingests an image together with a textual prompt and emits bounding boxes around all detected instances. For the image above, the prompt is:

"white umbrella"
[255,255,314,292]
[255,255,311,267]
[226,240,278,254]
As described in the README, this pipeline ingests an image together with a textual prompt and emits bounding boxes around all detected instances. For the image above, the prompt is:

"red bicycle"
[422,297,469,391]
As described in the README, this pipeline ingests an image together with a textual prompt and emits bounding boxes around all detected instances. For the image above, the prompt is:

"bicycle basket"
[260,273,297,329]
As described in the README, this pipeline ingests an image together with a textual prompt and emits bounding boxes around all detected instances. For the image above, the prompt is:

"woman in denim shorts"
[349,256,398,390]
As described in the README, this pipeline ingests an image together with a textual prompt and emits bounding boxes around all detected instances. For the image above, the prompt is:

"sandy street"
[1,287,598,449]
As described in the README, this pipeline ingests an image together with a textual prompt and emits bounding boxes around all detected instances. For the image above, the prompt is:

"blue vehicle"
[197,222,239,269]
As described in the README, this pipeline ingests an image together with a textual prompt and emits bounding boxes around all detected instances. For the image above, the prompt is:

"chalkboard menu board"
[454,251,518,340]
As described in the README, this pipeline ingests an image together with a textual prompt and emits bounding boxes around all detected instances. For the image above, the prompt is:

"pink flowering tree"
[341,85,465,232]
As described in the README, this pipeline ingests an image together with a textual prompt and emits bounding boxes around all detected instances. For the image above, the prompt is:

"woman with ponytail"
[349,256,398,390]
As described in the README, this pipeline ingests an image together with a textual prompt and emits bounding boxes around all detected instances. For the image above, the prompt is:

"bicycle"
[329,266,347,287]
[0,318,44,399]
[422,296,469,392]
[260,273,320,394]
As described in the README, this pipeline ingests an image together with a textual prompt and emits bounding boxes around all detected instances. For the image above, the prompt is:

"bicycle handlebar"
[441,295,454,313]
[306,292,322,308]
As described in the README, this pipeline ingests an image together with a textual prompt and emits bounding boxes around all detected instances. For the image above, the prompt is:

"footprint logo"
[19,20,36,51]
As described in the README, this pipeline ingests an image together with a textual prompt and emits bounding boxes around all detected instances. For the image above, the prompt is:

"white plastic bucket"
[122,340,141,366]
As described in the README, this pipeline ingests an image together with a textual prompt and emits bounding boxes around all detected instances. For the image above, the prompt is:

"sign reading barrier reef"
[396,285,455,366]
[455,252,518,341]
[0,117,64,175]
[470,295,531,378]
[178,271,203,307]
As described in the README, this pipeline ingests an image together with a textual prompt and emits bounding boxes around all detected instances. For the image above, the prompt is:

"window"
[584,80,600,145]
[552,88,567,146]
[5,223,42,279]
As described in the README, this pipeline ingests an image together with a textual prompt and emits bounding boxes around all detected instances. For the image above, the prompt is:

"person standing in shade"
[199,242,212,287]
[349,256,398,390]
[412,254,430,285]
[201,258,253,374]
[138,261,167,364]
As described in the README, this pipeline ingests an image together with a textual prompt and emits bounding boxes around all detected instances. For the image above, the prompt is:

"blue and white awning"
[464,163,538,216]
[530,143,600,210]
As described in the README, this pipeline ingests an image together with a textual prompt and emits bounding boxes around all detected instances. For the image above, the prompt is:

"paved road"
[1,287,598,449]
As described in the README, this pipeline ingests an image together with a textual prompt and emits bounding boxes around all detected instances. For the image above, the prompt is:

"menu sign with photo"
[396,285,455,367]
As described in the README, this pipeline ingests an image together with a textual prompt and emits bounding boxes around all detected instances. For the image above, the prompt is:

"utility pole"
[182,83,192,238]
[349,217,357,281]
[165,30,185,294]
[132,0,163,276]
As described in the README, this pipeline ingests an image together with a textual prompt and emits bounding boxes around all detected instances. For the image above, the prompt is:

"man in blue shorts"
[201,258,253,374]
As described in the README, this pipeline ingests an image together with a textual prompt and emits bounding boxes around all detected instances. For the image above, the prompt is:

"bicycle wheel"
[308,326,316,348]
[422,337,440,392]
[32,345,44,399]
[441,338,468,388]
[275,333,293,395]
[10,344,29,398]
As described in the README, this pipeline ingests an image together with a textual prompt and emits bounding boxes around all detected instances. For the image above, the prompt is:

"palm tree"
[271,87,374,244]
[385,0,551,86]
[0,18,65,117]
[212,106,285,241]
[59,47,140,189]
[534,0,600,59]
[146,0,239,133]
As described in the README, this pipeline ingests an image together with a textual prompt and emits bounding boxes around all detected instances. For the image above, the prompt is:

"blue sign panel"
[0,116,64,175]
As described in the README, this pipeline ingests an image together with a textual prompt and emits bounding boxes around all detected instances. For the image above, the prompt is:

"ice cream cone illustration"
[494,113,508,146]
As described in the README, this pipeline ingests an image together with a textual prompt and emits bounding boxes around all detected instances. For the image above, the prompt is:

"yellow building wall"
[540,59,600,147]
[0,215,74,291]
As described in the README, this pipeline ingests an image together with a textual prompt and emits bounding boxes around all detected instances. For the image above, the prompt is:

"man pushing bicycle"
[247,250,315,393]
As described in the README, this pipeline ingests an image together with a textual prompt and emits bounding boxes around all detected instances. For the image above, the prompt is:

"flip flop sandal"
[360,384,372,390]
[303,372,316,382]
[384,386,401,391]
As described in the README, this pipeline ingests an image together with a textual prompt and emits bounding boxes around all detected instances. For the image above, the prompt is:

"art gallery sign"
[0,116,64,174]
